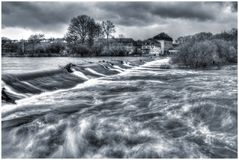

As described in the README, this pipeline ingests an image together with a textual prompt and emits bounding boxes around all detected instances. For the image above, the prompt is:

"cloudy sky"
[2,1,238,40]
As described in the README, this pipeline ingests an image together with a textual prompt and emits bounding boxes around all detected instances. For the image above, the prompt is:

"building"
[112,38,135,54]
[40,38,66,45]
[96,38,135,54]
[140,33,173,56]
[141,39,161,56]
[152,32,173,55]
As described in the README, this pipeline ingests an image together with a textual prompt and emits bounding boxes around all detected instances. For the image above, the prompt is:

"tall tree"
[19,39,26,54]
[102,20,115,49]
[66,15,92,44]
[87,21,102,48]
[28,34,44,54]
[65,15,102,55]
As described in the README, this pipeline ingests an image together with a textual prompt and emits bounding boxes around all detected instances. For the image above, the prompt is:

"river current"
[1,57,237,158]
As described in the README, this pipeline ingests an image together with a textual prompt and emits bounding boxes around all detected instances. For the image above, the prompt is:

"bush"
[212,39,237,63]
[46,42,65,54]
[172,39,237,68]
[91,44,104,56]
[102,46,129,56]
[66,42,130,57]
[68,44,91,56]
[35,46,46,54]
[2,42,19,53]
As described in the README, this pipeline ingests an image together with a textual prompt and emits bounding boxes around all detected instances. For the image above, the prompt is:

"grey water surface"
[2,57,237,158]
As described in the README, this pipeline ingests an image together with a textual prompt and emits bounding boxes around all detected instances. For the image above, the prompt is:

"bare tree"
[65,15,102,56]
[28,34,44,53]
[87,21,102,48]
[66,15,93,44]
[19,39,26,54]
[102,20,115,49]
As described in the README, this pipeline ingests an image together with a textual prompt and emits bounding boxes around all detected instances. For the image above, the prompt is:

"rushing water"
[1,57,237,158]
[2,57,144,74]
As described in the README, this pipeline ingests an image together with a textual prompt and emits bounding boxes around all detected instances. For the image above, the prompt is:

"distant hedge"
[101,46,129,56]
[172,39,237,68]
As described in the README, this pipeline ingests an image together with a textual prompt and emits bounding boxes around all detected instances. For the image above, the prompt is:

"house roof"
[153,32,173,41]
[143,38,160,45]
[96,38,134,44]
[113,38,134,43]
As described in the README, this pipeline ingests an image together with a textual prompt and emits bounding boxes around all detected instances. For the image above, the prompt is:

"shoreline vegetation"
[1,53,147,57]
[2,14,237,69]
[171,29,237,68]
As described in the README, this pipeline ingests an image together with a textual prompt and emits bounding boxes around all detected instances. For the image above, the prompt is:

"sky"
[1,1,238,40]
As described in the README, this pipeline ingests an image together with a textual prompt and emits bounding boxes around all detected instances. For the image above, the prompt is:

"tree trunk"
[107,34,109,50]
[82,36,86,44]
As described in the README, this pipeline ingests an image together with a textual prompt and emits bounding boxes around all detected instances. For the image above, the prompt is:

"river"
[1,57,237,158]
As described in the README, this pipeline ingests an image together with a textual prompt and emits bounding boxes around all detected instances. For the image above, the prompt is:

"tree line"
[2,14,238,60]
[65,15,117,56]
[2,34,65,56]
[2,15,119,57]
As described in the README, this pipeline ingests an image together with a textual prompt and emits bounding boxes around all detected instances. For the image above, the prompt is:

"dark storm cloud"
[2,1,237,40]
[230,1,238,12]
[2,2,91,30]
[2,1,230,30]
[98,2,217,26]
[150,2,215,20]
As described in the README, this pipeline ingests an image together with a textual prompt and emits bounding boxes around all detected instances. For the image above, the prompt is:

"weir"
[2,58,155,104]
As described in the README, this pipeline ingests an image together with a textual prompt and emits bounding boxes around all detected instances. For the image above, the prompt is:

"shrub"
[227,46,237,63]
[35,46,46,54]
[212,39,237,63]
[68,44,91,56]
[172,39,237,68]
[46,42,65,53]
[2,42,19,53]
[102,46,129,56]
[91,44,104,56]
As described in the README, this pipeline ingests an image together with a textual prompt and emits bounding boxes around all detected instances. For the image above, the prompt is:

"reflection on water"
[2,57,237,158]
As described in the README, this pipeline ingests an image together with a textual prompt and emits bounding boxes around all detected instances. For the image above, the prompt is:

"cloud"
[98,2,219,26]
[230,1,238,12]
[2,2,90,30]
[2,1,237,40]
[150,2,216,20]
[2,2,229,28]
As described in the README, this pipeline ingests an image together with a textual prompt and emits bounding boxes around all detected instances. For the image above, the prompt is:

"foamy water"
[2,57,237,158]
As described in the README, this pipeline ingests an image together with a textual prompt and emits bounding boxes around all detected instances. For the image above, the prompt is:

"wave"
[122,61,132,68]
[1,57,237,158]
[112,65,126,72]
[2,59,154,104]
[71,69,89,80]
[1,57,176,107]
[85,68,106,77]
[2,81,27,98]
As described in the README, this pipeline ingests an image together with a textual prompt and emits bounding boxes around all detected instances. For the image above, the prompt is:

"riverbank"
[2,52,145,57]
[2,52,66,57]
